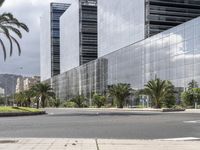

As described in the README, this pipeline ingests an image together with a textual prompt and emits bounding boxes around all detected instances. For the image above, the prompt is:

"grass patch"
[0,107,42,113]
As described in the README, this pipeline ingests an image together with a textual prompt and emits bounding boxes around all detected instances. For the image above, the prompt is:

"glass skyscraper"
[41,0,200,102]
[146,0,200,37]
[98,0,145,57]
[46,17,200,101]
[98,0,200,57]
[60,0,97,73]
[40,3,70,81]
[50,3,70,77]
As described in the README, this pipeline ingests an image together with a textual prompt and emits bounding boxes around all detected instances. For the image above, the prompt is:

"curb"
[162,109,186,112]
[0,111,46,117]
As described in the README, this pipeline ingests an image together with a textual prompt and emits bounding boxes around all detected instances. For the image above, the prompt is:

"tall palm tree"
[144,78,175,108]
[108,83,132,108]
[32,83,55,108]
[0,0,29,60]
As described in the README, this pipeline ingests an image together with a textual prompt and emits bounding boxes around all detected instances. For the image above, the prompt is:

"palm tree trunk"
[28,98,31,107]
[41,96,45,108]
[36,99,39,109]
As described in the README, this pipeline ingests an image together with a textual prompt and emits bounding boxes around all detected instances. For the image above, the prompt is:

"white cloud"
[0,0,74,77]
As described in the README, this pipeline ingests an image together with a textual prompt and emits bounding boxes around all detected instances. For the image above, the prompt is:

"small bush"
[70,95,88,108]
[172,105,185,109]
[62,101,76,108]
[93,94,106,108]
[163,98,176,108]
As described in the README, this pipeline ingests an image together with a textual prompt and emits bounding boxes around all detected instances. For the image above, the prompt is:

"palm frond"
[5,25,22,38]
[0,24,13,56]
[0,0,5,7]
[0,38,6,60]
[0,12,29,59]
[10,35,21,56]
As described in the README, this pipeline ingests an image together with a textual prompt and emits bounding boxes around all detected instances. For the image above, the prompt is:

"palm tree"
[0,0,29,60]
[32,83,55,108]
[108,83,131,108]
[144,78,175,108]
[15,92,26,106]
[23,89,35,107]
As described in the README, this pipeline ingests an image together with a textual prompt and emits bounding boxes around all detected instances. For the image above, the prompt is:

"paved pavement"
[0,138,200,150]
[0,108,200,139]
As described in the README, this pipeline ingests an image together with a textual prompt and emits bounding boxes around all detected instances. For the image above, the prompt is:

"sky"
[0,0,73,77]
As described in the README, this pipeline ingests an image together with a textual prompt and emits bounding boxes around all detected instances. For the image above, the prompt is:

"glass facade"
[146,0,200,37]
[98,0,145,57]
[40,3,69,81]
[47,17,200,101]
[50,3,70,77]
[60,0,98,73]
[80,0,98,65]
[60,1,79,73]
[98,0,200,58]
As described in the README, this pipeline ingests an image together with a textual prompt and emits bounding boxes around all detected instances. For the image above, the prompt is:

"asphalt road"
[0,108,200,139]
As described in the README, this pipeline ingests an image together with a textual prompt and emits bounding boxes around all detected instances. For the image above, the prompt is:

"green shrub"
[62,101,76,108]
[172,105,185,109]
[70,95,88,108]
[163,98,176,108]
[48,98,60,108]
[93,94,106,108]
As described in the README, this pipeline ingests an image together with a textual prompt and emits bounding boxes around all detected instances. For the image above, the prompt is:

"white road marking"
[160,137,200,141]
[183,120,200,124]
[49,113,54,115]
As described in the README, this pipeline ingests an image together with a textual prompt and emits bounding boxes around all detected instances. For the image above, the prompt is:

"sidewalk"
[0,138,199,150]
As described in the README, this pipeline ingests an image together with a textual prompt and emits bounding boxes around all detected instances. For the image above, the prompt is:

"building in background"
[15,77,24,93]
[16,76,40,93]
[0,74,22,96]
[0,87,5,97]
[98,0,200,57]
[23,76,40,91]
[40,3,70,81]
[41,1,97,81]
[145,0,200,37]
[60,0,97,73]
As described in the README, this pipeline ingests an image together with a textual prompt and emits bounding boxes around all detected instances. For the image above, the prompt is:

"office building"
[41,0,200,102]
[46,16,200,101]
[145,0,200,37]
[98,0,200,57]
[60,0,97,73]
[40,3,70,81]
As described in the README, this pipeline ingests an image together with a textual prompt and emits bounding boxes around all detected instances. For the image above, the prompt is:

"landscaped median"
[0,107,46,117]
